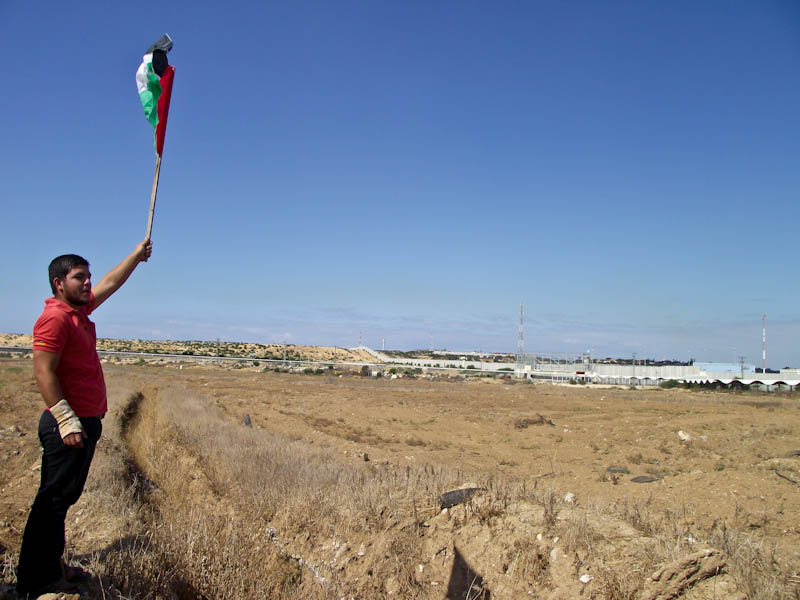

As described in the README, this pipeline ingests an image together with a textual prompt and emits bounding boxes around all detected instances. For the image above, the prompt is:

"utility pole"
[738,355,746,380]
[517,301,524,362]
[762,314,767,373]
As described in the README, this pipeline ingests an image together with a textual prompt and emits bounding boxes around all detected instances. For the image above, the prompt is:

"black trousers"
[16,411,101,594]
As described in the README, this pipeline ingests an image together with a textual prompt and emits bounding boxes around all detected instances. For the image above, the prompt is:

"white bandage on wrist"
[50,399,84,439]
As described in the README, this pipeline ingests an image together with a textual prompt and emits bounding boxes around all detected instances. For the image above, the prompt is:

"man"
[15,240,153,598]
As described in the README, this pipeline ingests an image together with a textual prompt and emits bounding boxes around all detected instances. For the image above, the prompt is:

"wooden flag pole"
[145,153,162,241]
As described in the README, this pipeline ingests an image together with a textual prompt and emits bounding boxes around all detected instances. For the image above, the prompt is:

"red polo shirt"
[32,294,107,417]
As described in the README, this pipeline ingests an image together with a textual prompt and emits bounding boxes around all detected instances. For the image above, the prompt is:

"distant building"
[695,362,755,374]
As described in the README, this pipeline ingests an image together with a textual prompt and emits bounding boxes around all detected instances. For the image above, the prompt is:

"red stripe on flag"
[155,66,175,155]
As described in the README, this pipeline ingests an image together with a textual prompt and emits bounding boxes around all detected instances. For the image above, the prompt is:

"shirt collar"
[45,297,80,314]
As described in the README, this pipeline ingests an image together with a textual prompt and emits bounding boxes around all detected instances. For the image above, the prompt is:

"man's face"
[55,265,92,307]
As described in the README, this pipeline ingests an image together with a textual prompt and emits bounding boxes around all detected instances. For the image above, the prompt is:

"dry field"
[1,356,799,599]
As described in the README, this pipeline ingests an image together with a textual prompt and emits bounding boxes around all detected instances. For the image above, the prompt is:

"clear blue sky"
[1,1,798,366]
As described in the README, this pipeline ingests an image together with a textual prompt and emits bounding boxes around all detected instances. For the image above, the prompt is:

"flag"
[136,34,175,155]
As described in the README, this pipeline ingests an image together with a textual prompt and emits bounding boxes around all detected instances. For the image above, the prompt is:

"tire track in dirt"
[116,390,330,596]
[115,391,205,599]
[118,392,159,502]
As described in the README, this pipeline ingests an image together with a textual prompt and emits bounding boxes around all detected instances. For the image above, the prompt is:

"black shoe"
[63,562,92,583]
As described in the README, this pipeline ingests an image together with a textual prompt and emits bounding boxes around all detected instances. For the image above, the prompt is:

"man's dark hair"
[48,255,89,294]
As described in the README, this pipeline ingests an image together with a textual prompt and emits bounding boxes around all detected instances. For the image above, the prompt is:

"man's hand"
[50,399,85,446]
[63,430,88,448]
[138,239,154,263]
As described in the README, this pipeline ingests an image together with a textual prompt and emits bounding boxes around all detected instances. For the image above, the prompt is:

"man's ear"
[52,277,64,295]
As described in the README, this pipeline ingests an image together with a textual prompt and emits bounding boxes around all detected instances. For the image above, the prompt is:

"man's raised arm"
[92,239,153,309]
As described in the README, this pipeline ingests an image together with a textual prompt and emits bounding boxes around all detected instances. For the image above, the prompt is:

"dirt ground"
[2,357,799,598]
[184,365,800,542]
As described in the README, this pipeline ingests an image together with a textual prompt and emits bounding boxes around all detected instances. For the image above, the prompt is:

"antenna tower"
[762,314,766,373]
[517,301,524,360]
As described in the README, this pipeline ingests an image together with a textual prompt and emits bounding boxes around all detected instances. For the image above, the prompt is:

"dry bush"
[559,507,600,555]
[513,414,554,429]
[466,494,507,525]
[594,562,639,600]
[611,496,657,536]
[1,551,15,587]
[627,452,645,464]
[534,488,561,531]
[505,538,551,588]
[709,521,796,600]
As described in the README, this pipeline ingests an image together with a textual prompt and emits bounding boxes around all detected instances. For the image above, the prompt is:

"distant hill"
[0,333,378,364]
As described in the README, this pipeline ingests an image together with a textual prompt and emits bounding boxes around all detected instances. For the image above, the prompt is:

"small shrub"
[538,489,560,530]
[627,452,644,464]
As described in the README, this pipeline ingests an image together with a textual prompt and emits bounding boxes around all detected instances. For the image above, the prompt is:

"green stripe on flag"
[139,63,163,129]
